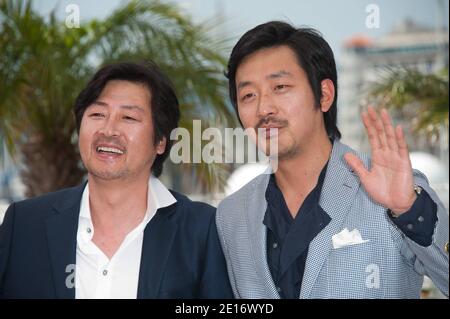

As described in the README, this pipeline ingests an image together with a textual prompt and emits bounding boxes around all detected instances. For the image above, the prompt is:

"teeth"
[97,146,124,154]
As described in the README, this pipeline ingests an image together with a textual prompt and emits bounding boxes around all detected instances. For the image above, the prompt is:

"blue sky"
[34,0,449,62]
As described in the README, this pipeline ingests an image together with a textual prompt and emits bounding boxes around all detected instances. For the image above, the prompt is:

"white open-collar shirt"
[75,176,176,299]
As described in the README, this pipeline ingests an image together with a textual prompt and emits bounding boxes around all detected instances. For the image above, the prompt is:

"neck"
[87,172,150,233]
[273,134,332,196]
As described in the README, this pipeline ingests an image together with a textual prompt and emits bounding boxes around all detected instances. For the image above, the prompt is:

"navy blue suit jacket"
[0,184,233,299]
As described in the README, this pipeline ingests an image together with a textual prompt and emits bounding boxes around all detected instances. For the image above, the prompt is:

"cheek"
[78,123,93,158]
[78,135,93,165]
[279,93,302,112]
[127,128,155,153]
[237,106,255,127]
[127,128,153,144]
[283,93,317,119]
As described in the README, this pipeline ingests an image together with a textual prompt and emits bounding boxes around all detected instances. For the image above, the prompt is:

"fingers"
[367,106,387,149]
[395,124,410,159]
[380,108,398,152]
[344,152,369,182]
[362,111,380,150]
[364,106,402,153]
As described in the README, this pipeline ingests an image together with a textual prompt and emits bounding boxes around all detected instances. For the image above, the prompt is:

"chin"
[276,145,300,160]
[89,169,129,180]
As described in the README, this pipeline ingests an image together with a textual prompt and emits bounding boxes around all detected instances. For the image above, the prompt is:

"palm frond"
[0,0,236,196]
[369,67,449,137]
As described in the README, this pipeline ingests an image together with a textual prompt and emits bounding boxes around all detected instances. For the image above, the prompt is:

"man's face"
[79,80,165,181]
[235,45,326,159]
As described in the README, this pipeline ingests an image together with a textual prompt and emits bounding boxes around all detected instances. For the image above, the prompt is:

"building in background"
[338,19,449,208]
[339,19,448,155]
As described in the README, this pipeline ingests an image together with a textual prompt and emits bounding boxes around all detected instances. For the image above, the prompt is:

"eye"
[274,84,290,91]
[123,115,138,121]
[241,92,256,102]
[89,112,105,118]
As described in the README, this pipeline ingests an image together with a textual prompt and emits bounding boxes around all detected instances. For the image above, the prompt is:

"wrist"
[388,185,422,217]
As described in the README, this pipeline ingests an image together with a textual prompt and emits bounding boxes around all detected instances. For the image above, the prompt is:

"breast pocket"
[325,241,384,298]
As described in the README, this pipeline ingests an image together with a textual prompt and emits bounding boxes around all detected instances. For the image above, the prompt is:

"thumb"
[344,152,369,182]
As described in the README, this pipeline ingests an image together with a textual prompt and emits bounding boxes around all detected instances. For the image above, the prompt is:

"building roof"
[344,35,374,49]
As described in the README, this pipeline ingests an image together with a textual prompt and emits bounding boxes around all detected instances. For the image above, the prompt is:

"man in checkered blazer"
[217,21,449,299]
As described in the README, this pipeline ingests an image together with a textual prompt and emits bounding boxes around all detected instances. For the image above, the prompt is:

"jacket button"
[445,242,449,254]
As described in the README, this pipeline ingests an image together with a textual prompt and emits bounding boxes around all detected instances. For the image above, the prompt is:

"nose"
[98,116,120,137]
[257,92,278,118]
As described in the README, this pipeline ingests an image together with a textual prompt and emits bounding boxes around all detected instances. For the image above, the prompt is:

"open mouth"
[96,146,125,155]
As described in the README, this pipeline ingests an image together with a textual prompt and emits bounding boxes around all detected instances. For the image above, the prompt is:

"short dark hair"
[226,21,341,140]
[74,61,180,177]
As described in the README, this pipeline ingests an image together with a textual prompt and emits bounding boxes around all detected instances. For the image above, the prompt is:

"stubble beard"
[88,167,131,181]
[263,134,301,161]
[276,141,301,160]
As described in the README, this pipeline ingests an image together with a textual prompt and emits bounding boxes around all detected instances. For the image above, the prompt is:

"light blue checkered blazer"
[216,141,449,298]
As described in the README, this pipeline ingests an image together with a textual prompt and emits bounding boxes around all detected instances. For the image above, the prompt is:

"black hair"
[74,61,180,177]
[226,21,341,140]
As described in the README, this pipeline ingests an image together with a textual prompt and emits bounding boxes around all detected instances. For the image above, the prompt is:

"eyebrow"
[267,70,292,79]
[92,101,145,112]
[237,70,293,90]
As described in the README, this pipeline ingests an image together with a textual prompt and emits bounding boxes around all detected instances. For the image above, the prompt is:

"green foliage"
[0,0,237,196]
[369,67,448,137]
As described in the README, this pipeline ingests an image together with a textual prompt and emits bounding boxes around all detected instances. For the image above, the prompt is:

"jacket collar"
[300,140,365,298]
[245,140,367,298]
[46,183,86,299]
[45,180,181,299]
[137,202,179,299]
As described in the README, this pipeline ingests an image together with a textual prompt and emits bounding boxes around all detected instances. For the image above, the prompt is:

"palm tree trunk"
[19,134,85,198]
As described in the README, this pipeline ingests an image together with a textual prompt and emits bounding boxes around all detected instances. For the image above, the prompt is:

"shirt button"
[273,242,278,249]
[103,269,108,276]
[407,224,413,230]
[418,216,424,222]
[86,227,92,234]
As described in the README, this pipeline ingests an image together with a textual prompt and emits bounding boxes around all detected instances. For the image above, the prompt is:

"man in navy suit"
[0,61,233,299]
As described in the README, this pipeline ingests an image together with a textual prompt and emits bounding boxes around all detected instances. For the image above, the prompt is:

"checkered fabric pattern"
[216,140,449,299]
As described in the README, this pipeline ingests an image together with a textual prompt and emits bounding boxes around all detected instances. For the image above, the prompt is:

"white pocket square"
[332,228,369,249]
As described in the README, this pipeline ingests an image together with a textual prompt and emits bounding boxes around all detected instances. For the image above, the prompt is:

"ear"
[320,79,335,113]
[156,137,167,155]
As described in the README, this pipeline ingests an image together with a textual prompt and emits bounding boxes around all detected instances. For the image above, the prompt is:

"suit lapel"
[246,174,280,298]
[46,184,85,299]
[300,141,363,298]
[137,203,178,299]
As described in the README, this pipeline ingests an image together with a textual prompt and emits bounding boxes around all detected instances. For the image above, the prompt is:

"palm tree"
[0,0,236,198]
[369,68,449,139]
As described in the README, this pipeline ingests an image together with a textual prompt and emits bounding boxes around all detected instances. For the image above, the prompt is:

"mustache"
[93,136,126,150]
[255,116,288,129]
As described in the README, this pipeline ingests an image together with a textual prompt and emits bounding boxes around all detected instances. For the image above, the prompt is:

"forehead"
[235,45,303,83]
[97,80,151,107]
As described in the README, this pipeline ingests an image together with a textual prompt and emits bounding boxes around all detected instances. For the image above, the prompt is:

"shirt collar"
[264,160,330,229]
[146,175,177,222]
[79,175,177,227]
[265,161,329,208]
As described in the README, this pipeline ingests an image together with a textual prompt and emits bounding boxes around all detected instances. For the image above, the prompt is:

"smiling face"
[235,45,332,160]
[78,80,166,182]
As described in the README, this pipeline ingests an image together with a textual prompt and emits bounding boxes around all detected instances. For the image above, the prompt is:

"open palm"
[344,107,416,215]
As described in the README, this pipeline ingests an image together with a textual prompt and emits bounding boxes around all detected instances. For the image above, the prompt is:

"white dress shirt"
[75,176,176,299]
